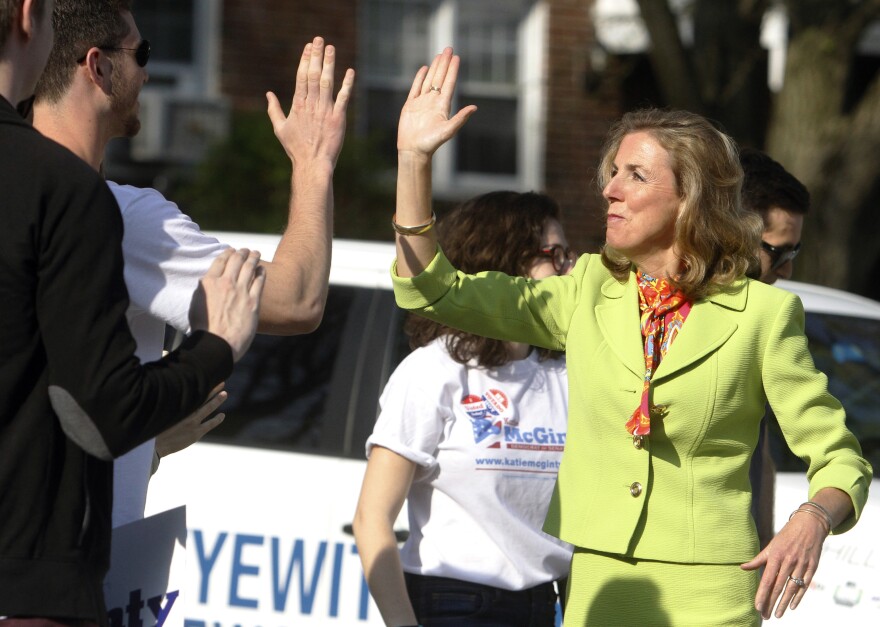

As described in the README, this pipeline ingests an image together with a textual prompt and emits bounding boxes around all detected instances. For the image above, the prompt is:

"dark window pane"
[135,0,194,63]
[363,0,433,80]
[457,4,519,85]
[769,313,880,472]
[361,1,433,151]
[455,96,518,175]
[206,286,360,453]
[362,0,529,180]
[365,87,409,164]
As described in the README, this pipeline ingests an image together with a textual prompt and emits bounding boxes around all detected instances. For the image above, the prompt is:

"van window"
[769,312,880,472]
[204,284,409,458]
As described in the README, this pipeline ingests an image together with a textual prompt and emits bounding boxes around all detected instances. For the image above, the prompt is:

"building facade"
[116,0,629,251]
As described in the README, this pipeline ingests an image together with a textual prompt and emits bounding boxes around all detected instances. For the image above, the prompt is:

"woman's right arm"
[395,47,477,277]
[353,446,419,627]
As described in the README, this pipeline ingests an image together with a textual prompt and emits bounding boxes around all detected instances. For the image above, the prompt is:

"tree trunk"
[629,0,880,293]
[767,6,880,291]
[635,0,703,112]
[692,0,769,146]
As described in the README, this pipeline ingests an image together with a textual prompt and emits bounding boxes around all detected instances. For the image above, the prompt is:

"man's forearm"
[259,36,354,335]
[257,163,334,334]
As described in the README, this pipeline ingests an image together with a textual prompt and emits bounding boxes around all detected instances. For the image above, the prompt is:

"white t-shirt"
[110,182,228,527]
[367,338,573,591]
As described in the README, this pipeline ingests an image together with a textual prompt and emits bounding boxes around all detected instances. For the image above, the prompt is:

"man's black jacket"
[0,97,232,623]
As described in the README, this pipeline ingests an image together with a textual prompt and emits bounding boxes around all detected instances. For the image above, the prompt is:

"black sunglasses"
[538,244,577,273]
[77,39,151,68]
[761,240,801,271]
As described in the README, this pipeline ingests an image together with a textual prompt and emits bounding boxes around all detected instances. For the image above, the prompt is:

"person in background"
[741,147,811,549]
[33,0,353,528]
[742,147,808,286]
[388,47,870,625]
[354,191,575,627]
[0,0,263,621]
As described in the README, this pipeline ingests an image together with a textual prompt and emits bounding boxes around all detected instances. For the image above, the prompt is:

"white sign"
[145,443,382,626]
[104,505,188,627]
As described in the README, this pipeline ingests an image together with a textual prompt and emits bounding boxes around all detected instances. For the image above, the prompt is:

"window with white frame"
[361,0,547,196]
[124,0,226,162]
[133,0,221,95]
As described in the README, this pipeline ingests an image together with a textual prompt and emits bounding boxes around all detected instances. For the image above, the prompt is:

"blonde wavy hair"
[598,109,762,299]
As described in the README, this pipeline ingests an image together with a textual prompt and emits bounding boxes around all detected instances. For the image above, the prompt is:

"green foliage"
[174,110,291,233]
[332,128,397,241]
[174,110,396,241]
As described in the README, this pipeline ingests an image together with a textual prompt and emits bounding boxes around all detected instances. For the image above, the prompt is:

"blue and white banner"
[105,505,187,627]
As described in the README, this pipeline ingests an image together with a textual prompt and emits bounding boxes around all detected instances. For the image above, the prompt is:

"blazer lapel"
[653,280,748,382]
[595,275,645,378]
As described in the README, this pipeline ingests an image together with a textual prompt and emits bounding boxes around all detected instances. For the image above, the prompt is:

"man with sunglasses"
[740,148,811,552]
[742,148,809,285]
[1,0,269,623]
[33,0,354,530]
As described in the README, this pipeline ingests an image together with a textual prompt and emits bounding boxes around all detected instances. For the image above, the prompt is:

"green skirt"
[563,548,761,626]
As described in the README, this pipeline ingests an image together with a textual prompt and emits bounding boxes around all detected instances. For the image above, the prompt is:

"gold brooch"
[650,404,668,418]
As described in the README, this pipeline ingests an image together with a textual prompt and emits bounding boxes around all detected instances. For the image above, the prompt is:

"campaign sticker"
[461,394,487,420]
[483,389,510,417]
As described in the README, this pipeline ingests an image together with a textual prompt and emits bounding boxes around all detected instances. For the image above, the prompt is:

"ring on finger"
[788,576,806,587]
[429,85,441,93]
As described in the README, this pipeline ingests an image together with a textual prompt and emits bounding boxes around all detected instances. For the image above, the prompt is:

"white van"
[145,234,406,626]
[770,280,880,625]
[144,233,880,626]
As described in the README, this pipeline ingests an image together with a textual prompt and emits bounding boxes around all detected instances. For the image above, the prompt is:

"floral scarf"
[625,272,692,437]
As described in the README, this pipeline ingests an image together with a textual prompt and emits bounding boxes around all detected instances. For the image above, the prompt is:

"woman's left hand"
[397,47,477,159]
[741,510,827,620]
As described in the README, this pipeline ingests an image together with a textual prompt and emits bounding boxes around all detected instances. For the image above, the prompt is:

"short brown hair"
[599,109,762,299]
[406,191,564,368]
[740,147,810,225]
[34,0,132,104]
[0,0,46,51]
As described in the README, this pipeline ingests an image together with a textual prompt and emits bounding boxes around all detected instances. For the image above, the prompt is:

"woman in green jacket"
[389,48,871,626]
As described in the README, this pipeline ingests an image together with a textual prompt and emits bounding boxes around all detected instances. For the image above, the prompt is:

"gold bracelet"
[392,211,436,236]
[789,508,831,535]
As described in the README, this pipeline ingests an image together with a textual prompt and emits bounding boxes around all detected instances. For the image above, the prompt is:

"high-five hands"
[397,47,477,159]
[393,47,475,278]
[267,36,355,169]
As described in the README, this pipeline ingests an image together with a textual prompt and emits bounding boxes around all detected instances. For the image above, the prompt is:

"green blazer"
[392,250,871,564]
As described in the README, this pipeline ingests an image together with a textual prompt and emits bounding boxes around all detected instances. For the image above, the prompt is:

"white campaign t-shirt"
[367,338,573,591]
[110,182,228,527]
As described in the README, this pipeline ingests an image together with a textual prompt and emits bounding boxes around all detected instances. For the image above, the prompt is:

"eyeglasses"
[537,244,577,273]
[77,39,151,68]
[761,240,801,271]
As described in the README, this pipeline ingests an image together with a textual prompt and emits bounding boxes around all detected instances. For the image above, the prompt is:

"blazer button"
[633,435,645,450]
[630,482,643,497]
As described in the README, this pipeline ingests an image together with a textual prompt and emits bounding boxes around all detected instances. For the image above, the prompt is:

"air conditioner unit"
[164,98,231,163]
[130,90,165,161]
[130,92,231,164]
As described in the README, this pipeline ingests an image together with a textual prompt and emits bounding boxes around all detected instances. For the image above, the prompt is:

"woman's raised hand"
[398,47,477,158]
[394,48,475,278]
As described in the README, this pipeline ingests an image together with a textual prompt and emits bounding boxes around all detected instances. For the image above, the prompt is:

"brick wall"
[221,0,358,111]
[545,0,621,254]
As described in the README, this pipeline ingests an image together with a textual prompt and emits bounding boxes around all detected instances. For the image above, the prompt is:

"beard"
[110,76,142,138]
